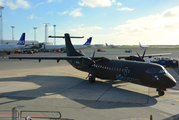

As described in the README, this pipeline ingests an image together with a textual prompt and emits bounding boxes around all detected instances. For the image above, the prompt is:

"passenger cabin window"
[146,68,165,74]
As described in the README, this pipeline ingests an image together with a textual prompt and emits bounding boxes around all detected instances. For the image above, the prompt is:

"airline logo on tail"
[17,33,25,45]
[83,37,92,45]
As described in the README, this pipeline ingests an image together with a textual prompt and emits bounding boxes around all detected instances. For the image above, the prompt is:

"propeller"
[86,50,96,79]
[135,48,146,61]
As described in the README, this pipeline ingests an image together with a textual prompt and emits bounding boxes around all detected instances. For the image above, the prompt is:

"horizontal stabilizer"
[49,35,84,38]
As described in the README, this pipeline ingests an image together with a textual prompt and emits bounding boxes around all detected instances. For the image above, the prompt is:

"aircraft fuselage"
[0,44,25,52]
[68,58,176,89]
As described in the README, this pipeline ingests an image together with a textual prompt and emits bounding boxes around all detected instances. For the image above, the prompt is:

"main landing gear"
[156,88,166,96]
[89,75,95,83]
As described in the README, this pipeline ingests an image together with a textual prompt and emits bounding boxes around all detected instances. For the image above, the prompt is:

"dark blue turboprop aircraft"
[9,33,177,96]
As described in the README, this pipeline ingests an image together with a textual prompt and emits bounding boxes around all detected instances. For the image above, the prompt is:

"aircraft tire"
[158,90,165,96]
[89,76,95,83]
[7,52,11,55]
[166,62,171,67]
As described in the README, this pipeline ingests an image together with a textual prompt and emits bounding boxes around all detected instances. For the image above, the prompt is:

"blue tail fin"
[17,33,25,45]
[83,37,92,45]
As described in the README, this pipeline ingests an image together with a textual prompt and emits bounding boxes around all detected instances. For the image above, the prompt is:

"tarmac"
[0,48,179,120]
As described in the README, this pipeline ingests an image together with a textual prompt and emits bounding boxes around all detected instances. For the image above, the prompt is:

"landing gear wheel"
[157,89,165,96]
[166,62,171,67]
[158,91,165,96]
[89,76,95,83]
[7,52,11,55]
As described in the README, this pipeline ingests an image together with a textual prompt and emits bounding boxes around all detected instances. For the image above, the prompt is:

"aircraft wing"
[135,53,172,58]
[8,56,83,60]
[8,56,105,63]
[118,53,172,59]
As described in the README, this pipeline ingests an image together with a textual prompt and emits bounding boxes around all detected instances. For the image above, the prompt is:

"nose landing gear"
[89,75,95,83]
[156,88,166,96]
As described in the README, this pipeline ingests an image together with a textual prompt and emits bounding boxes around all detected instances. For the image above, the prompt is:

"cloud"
[28,14,42,19]
[0,0,4,5]
[5,0,30,10]
[69,8,82,17]
[115,6,179,33]
[161,6,179,18]
[62,25,103,42]
[78,0,115,8]
[47,11,54,15]
[47,0,62,3]
[57,10,68,15]
[34,2,44,8]
[117,7,134,11]
[47,0,54,2]
[117,2,122,6]
[65,24,102,33]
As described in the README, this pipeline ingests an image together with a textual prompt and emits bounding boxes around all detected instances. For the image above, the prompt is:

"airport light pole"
[0,6,4,43]
[33,27,37,41]
[43,23,49,43]
[53,25,56,45]
[11,26,15,40]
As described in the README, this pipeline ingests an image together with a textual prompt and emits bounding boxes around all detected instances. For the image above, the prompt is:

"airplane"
[118,48,172,62]
[45,37,92,52]
[8,33,176,96]
[0,33,25,55]
[139,42,149,49]
[105,43,118,48]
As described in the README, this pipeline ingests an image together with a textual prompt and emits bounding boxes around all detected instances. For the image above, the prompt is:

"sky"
[1,0,179,45]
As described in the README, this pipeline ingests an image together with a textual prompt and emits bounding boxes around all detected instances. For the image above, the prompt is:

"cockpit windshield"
[146,67,166,74]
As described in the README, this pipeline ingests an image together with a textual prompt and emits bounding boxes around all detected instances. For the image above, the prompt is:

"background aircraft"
[139,42,149,49]
[0,33,25,55]
[105,43,118,48]
[118,48,172,61]
[8,33,176,96]
[45,37,92,52]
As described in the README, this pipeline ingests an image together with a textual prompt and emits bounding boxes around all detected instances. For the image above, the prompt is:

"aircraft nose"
[165,74,177,88]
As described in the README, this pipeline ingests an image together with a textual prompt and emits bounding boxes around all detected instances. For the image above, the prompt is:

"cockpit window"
[146,68,165,74]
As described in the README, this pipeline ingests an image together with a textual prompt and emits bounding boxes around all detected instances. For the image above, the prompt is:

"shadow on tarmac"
[163,114,179,120]
[0,75,158,109]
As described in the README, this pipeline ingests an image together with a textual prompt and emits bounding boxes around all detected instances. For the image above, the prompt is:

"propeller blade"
[136,51,142,60]
[92,50,95,60]
[86,50,96,79]
[142,48,146,59]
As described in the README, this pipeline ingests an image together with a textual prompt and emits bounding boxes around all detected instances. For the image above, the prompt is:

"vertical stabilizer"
[139,42,142,48]
[64,33,84,56]
[17,33,25,45]
[83,37,92,45]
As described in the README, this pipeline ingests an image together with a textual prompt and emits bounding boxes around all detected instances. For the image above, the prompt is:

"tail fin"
[83,37,92,45]
[49,33,84,56]
[64,34,84,56]
[17,33,25,45]
[105,43,108,46]
[139,42,142,47]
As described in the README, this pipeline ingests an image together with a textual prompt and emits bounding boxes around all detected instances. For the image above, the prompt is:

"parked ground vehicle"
[97,49,105,52]
[145,57,178,67]
[125,49,132,53]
